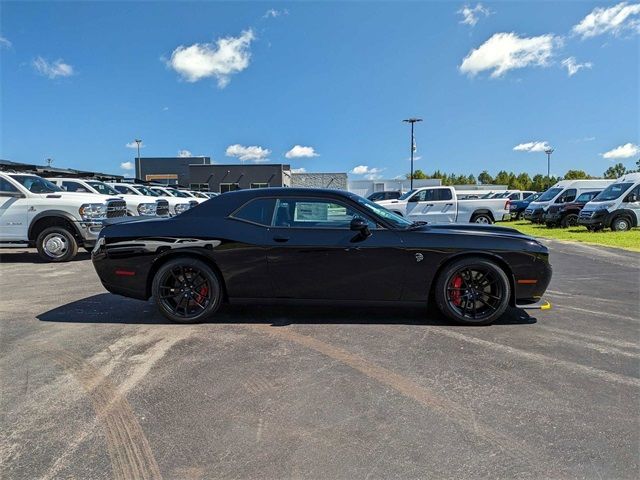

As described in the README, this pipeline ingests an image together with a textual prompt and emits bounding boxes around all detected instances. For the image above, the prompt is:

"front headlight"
[174,203,190,215]
[137,203,157,216]
[596,203,615,210]
[79,203,108,220]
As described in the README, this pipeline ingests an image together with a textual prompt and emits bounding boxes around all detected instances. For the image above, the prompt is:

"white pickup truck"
[0,172,126,261]
[376,186,511,224]
[47,177,170,217]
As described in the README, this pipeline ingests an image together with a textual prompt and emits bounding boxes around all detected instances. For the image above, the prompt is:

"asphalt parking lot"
[0,240,638,479]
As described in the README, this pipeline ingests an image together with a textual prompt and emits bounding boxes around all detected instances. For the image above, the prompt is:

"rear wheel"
[435,257,510,326]
[152,258,222,323]
[471,213,493,224]
[611,215,631,232]
[560,213,578,228]
[515,211,524,221]
[36,226,78,262]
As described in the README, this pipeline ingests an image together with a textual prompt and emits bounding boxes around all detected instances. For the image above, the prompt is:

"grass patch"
[506,220,640,252]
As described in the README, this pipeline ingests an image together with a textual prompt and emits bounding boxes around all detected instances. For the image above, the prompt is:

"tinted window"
[593,183,633,202]
[62,181,91,193]
[273,198,374,229]
[0,177,19,192]
[87,181,120,195]
[410,189,434,202]
[232,198,276,226]
[436,189,453,201]
[556,188,577,203]
[538,187,563,202]
[114,185,135,195]
[11,175,61,193]
[575,191,600,202]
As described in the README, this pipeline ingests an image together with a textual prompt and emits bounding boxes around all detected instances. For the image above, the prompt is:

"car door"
[0,177,29,240]
[406,188,455,223]
[266,196,405,301]
[621,185,640,224]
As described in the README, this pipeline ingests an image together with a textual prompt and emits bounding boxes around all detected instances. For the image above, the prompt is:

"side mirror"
[625,193,638,203]
[350,217,371,237]
[407,195,419,202]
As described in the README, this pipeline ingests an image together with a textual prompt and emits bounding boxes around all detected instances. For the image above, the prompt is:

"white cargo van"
[578,172,640,231]
[524,179,614,224]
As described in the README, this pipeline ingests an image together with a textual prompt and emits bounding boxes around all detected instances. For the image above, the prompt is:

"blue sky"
[1,1,639,180]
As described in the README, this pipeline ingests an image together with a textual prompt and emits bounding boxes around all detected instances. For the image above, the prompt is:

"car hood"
[39,192,120,203]
[414,222,535,241]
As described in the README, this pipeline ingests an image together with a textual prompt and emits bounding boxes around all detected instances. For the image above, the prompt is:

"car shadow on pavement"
[0,250,92,264]
[37,293,537,327]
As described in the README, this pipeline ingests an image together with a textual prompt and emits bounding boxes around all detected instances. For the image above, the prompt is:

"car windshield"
[592,183,633,202]
[11,175,61,193]
[87,181,120,195]
[354,196,413,229]
[169,189,191,198]
[537,187,563,202]
[134,185,160,196]
[398,189,417,200]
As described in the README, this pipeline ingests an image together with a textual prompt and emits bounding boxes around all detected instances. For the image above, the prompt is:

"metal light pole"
[403,118,422,190]
[134,139,142,163]
[544,147,554,181]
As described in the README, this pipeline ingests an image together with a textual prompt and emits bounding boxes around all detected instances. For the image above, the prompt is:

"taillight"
[505,200,510,210]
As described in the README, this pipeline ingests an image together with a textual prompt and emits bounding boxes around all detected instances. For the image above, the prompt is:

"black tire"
[560,213,578,228]
[152,258,222,323]
[611,215,631,232]
[515,211,524,221]
[470,213,493,225]
[35,226,78,262]
[545,222,555,228]
[434,257,510,326]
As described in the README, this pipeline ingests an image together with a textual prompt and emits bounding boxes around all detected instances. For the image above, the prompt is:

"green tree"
[407,169,427,179]
[478,171,493,184]
[604,163,627,179]
[564,169,591,180]
[514,173,532,191]
[494,170,512,187]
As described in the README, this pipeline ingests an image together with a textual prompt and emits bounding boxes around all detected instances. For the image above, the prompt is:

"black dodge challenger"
[92,188,552,325]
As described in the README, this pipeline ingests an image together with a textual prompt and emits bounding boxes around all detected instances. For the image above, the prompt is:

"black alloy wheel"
[561,213,578,228]
[435,257,510,326]
[152,258,222,323]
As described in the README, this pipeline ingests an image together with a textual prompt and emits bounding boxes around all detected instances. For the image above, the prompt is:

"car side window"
[557,189,577,203]
[437,189,453,201]
[0,178,19,193]
[272,198,375,229]
[62,181,90,193]
[231,198,276,226]
[410,189,434,202]
[624,186,640,202]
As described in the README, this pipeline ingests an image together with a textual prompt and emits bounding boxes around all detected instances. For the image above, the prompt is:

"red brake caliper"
[450,275,463,305]
[195,285,208,303]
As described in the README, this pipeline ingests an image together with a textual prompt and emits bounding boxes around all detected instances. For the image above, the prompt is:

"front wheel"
[152,258,222,323]
[611,215,631,232]
[36,226,78,262]
[471,213,493,224]
[434,257,510,326]
[560,213,578,228]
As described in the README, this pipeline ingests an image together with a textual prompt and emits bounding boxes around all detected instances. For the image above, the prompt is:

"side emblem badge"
[415,253,424,263]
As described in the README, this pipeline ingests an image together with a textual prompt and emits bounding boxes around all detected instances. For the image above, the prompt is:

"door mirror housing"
[350,217,371,237]
[625,193,638,203]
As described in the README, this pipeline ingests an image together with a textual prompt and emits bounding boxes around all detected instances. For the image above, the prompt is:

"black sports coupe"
[92,188,552,325]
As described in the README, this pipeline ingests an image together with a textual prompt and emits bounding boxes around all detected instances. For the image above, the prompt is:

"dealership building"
[135,157,348,192]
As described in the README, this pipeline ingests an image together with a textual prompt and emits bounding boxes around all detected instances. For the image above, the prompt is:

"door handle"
[425,203,434,207]
[445,203,454,206]
[273,236,289,243]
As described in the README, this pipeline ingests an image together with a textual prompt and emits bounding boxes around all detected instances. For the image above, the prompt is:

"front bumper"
[524,208,544,223]
[543,211,562,225]
[577,209,608,228]
[75,220,104,244]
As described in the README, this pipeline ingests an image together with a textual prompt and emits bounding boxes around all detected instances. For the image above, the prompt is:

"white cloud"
[460,32,559,78]
[167,29,254,88]
[601,143,640,159]
[291,167,307,174]
[458,3,491,27]
[0,36,11,48]
[350,165,384,179]
[225,144,271,162]
[178,149,192,157]
[561,56,593,76]
[264,8,289,19]
[125,141,145,149]
[573,2,640,39]
[32,56,74,79]
[120,161,135,171]
[162,106,169,111]
[513,141,551,153]
[285,145,319,159]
